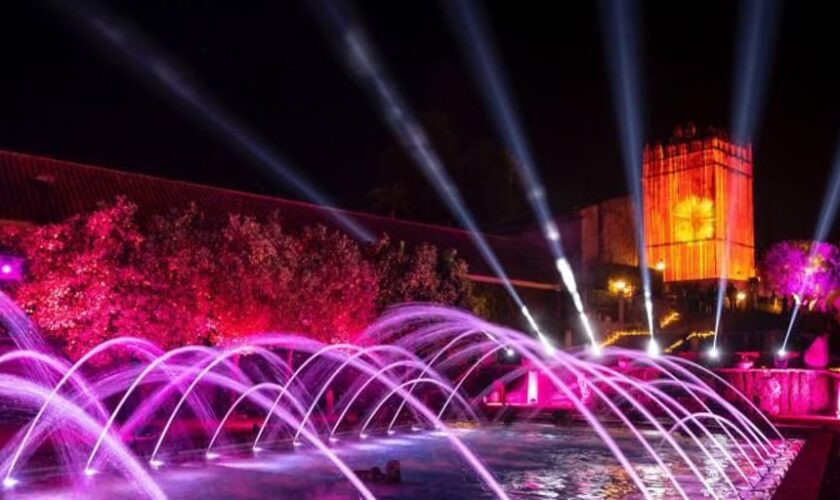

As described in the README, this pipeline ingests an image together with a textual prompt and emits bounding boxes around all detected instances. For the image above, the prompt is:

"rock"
[385,460,401,483]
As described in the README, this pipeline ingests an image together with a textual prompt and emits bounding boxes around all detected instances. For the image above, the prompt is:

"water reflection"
[11,423,797,499]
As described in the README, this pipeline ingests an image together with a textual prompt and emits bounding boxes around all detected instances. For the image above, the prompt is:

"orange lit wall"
[643,135,755,282]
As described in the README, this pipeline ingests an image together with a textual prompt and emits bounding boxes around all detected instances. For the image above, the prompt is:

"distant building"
[579,196,638,270]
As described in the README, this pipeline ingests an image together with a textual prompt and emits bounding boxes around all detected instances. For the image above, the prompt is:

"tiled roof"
[0,150,572,285]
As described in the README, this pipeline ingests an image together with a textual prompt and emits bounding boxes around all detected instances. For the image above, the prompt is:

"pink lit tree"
[6,199,154,359]
[760,240,840,310]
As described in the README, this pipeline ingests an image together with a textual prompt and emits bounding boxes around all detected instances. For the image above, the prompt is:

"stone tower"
[643,125,755,283]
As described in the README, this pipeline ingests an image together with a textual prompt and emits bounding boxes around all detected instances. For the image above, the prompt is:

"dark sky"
[0,1,838,250]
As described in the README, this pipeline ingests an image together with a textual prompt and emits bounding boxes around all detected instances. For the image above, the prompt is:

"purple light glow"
[762,241,840,310]
[0,255,23,281]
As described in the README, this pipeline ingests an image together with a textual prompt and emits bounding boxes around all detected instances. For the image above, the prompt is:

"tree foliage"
[0,198,479,358]
[368,236,478,311]
[368,113,528,229]
[760,240,840,312]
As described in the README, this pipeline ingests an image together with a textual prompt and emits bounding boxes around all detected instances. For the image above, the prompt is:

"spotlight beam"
[313,0,553,350]
[780,138,840,352]
[731,0,783,145]
[715,0,782,353]
[445,0,599,351]
[600,0,656,341]
[45,0,373,242]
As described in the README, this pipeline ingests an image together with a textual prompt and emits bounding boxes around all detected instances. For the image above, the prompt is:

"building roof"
[0,150,568,287]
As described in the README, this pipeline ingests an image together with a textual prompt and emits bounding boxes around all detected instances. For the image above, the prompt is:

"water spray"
[446,0,599,352]
[600,0,657,349]
[314,0,552,352]
[46,0,373,243]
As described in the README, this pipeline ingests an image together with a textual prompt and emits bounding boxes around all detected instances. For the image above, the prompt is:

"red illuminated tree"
[369,236,477,310]
[6,199,154,358]
[1,199,477,358]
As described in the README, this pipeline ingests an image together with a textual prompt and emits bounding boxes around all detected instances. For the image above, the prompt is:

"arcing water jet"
[0,289,794,498]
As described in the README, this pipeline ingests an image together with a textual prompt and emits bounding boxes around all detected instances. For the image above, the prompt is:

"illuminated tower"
[643,125,755,283]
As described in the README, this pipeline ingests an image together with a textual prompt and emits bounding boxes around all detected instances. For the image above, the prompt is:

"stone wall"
[579,196,638,269]
[717,368,838,416]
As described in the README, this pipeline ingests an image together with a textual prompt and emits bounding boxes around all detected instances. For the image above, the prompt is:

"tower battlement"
[643,126,755,283]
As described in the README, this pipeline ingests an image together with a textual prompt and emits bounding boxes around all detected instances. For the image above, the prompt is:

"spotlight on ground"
[84,468,98,477]
[149,459,164,469]
[2,477,18,489]
[646,339,660,358]
[708,347,719,359]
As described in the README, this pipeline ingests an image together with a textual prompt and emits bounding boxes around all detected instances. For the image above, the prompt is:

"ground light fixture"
[646,339,660,358]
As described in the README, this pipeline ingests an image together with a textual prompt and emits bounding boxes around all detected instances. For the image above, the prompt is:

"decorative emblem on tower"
[673,195,715,242]
[642,126,755,282]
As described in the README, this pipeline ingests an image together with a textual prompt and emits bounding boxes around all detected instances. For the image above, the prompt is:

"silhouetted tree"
[368,112,528,229]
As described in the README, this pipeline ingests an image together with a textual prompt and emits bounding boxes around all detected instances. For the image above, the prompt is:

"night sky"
[1,1,838,250]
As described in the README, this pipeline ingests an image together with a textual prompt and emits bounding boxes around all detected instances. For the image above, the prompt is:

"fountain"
[0,294,801,499]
